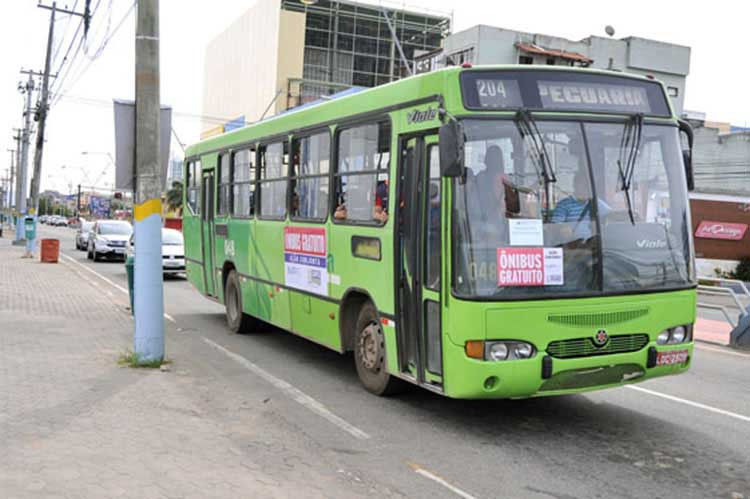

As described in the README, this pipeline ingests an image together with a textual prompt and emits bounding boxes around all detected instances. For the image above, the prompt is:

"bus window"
[217,153,231,216]
[186,160,201,215]
[232,148,255,217]
[425,146,441,290]
[334,121,391,224]
[258,142,288,219]
[291,132,330,221]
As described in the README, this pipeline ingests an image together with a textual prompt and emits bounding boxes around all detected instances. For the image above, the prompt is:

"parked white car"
[88,220,133,261]
[127,227,185,275]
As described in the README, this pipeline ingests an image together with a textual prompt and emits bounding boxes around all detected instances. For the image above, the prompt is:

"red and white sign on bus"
[694,221,748,241]
[496,247,564,287]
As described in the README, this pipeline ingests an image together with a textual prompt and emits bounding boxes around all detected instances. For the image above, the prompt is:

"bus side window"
[291,131,330,221]
[334,121,391,224]
[231,148,255,217]
[258,142,288,219]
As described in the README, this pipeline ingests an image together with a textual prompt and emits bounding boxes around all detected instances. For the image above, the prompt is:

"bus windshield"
[453,119,694,299]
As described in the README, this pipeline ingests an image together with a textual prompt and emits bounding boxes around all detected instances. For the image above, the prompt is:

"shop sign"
[694,221,748,241]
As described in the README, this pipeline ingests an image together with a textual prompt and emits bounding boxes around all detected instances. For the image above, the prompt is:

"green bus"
[183,66,697,399]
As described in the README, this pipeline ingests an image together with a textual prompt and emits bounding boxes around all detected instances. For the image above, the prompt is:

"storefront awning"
[515,42,593,64]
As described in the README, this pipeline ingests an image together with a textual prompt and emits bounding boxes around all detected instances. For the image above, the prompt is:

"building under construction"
[201,0,451,138]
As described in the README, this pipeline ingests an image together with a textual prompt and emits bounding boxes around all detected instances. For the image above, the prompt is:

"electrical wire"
[50,0,135,108]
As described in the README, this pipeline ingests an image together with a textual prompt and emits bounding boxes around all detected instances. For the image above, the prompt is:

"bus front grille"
[547,309,649,328]
[546,334,650,359]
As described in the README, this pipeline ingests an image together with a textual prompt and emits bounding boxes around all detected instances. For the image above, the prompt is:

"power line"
[50,0,80,68]
[57,94,251,125]
[50,0,134,108]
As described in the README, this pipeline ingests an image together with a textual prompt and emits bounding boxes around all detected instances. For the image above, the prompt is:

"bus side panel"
[251,219,291,330]
[183,213,206,294]
[328,224,395,314]
[228,218,252,278]
[290,292,341,351]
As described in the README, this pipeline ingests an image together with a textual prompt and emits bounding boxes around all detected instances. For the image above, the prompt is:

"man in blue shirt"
[551,167,609,240]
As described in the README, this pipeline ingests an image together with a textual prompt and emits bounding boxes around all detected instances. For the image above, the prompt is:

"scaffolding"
[281,0,451,107]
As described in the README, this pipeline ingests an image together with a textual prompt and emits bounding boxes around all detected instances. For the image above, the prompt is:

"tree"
[165,181,183,215]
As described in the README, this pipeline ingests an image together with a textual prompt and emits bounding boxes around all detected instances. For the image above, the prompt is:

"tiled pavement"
[0,238,378,499]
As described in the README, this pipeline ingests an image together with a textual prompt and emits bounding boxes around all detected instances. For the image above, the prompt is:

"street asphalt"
[40,225,750,499]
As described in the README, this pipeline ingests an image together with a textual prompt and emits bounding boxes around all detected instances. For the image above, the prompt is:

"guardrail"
[697,276,750,348]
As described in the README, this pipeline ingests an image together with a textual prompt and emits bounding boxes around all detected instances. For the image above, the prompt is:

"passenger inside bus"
[334,179,389,223]
[465,145,521,240]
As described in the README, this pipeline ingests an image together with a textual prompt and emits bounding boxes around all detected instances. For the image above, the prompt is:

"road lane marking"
[201,337,370,440]
[695,343,750,358]
[408,462,478,499]
[61,251,177,324]
[60,252,129,295]
[625,385,750,423]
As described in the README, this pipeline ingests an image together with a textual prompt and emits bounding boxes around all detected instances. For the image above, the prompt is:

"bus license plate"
[656,349,689,366]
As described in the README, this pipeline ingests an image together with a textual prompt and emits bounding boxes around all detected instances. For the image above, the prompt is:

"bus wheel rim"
[228,284,238,322]
[359,322,383,372]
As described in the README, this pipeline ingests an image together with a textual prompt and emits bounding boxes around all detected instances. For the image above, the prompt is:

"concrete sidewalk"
[0,237,375,499]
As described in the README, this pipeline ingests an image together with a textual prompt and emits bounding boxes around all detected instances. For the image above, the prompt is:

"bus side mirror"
[678,119,695,191]
[439,121,465,177]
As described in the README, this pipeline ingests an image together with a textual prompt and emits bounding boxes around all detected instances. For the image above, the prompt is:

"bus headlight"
[488,343,508,361]
[656,324,692,345]
[657,331,671,345]
[671,326,687,343]
[484,341,535,361]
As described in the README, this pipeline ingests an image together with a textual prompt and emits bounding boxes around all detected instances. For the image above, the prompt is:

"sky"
[1,0,749,195]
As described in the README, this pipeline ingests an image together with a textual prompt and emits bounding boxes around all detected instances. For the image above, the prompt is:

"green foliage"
[117,350,169,369]
[729,257,750,282]
[166,181,183,214]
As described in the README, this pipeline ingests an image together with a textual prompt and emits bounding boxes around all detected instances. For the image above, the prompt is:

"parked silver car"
[75,221,95,251]
[87,220,132,261]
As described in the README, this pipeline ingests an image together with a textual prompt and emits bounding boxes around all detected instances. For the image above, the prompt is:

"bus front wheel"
[354,302,404,396]
[225,271,256,334]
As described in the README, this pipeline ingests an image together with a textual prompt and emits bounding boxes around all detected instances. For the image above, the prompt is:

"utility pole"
[133,0,165,363]
[76,184,81,219]
[26,2,89,255]
[6,149,15,219]
[13,124,28,242]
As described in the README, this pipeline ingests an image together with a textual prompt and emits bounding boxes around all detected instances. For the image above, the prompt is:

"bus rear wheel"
[353,302,404,396]
[225,271,256,334]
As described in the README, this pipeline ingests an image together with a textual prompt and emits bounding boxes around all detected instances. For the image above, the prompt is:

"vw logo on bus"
[593,329,609,347]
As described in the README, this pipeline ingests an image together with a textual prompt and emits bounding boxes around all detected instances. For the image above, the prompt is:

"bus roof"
[186,65,674,158]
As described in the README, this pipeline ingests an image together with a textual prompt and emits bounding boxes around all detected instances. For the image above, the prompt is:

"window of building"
[217,153,231,216]
[447,47,475,66]
[334,121,391,224]
[186,159,200,214]
[668,86,679,97]
[258,141,288,219]
[232,148,256,217]
[519,55,534,65]
[546,57,556,65]
[291,131,330,221]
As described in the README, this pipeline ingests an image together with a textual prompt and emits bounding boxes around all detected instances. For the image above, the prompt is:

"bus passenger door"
[396,134,443,389]
[201,171,217,297]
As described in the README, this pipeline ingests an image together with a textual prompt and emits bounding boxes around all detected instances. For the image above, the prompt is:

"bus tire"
[353,302,404,396]
[225,271,256,334]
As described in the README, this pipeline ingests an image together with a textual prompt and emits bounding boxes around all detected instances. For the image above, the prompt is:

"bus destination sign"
[538,81,651,113]
[475,78,522,109]
[460,71,670,116]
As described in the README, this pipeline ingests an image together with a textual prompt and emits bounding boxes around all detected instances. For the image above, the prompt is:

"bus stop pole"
[133,0,164,363]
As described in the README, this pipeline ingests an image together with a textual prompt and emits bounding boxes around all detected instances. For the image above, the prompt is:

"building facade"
[202,0,450,138]
[417,25,690,115]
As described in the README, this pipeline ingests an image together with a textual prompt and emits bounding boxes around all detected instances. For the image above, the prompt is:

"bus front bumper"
[442,340,693,399]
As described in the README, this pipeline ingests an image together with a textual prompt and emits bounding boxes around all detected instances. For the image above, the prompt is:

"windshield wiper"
[617,113,644,225]
[514,109,556,221]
